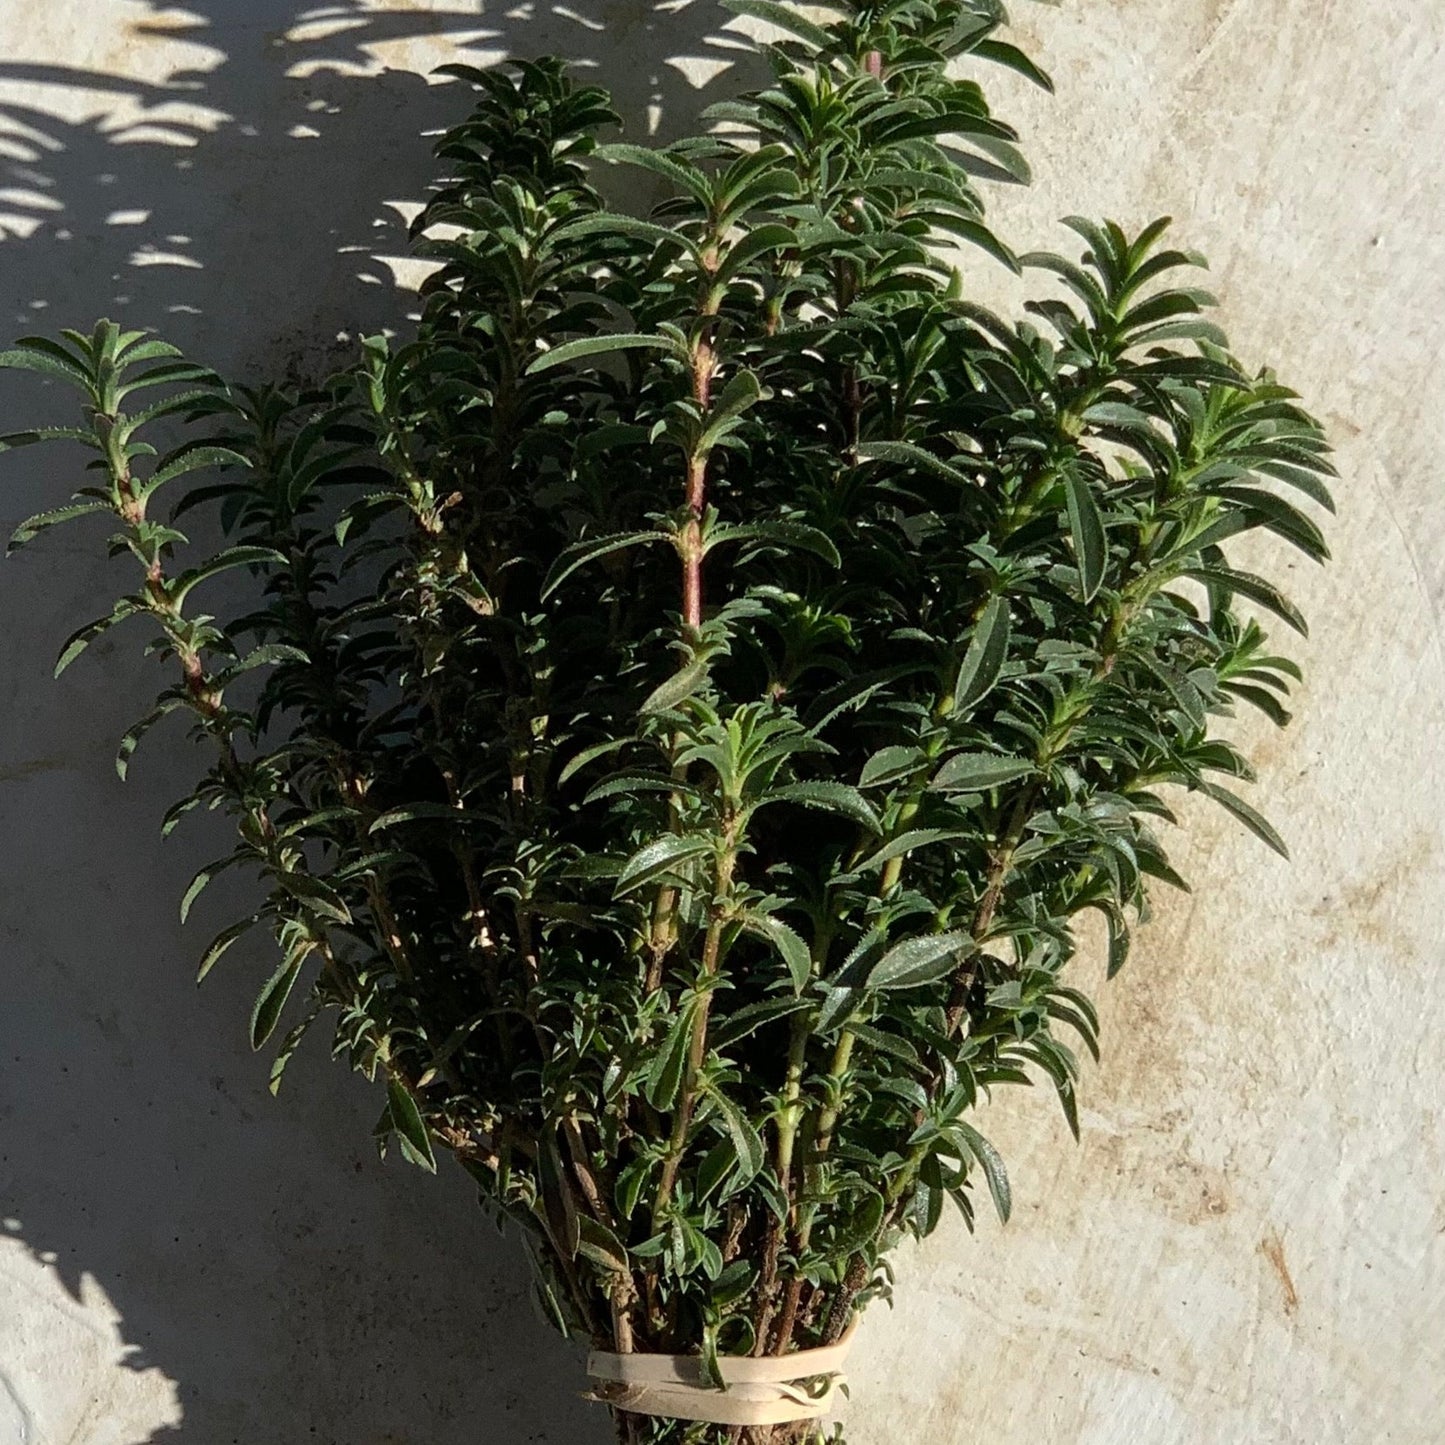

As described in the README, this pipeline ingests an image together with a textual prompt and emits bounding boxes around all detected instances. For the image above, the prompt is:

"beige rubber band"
[586,1324,856,1427]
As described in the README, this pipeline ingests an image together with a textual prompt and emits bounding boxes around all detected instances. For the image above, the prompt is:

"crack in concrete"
[1174,0,1253,91]
[0,1366,33,1445]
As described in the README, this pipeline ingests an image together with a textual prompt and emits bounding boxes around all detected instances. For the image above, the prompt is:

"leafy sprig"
[0,10,1331,1445]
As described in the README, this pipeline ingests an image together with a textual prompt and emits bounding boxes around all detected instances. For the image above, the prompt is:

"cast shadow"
[0,2,762,1441]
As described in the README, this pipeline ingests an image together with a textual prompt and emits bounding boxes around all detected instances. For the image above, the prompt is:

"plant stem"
[774,1015,810,1188]
[652,845,735,1225]
[682,455,707,631]
[805,1029,855,1206]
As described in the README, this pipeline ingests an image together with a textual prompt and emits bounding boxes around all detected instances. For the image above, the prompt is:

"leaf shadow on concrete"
[0,3,760,1441]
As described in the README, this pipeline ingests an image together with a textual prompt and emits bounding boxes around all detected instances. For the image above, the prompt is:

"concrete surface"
[0,2,1440,1443]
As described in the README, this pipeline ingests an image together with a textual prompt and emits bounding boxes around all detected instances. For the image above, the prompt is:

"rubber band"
[586,1323,856,1427]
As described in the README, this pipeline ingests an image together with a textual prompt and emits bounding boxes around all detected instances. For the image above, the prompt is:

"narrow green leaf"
[526,333,678,375]
[594,143,712,204]
[856,439,970,485]
[267,1004,321,1096]
[577,1215,630,1275]
[558,737,631,786]
[929,215,1020,271]
[931,752,1033,792]
[1256,459,1336,512]
[555,213,698,256]
[368,802,486,832]
[1222,680,1292,727]
[951,133,1032,187]
[710,996,810,1048]
[170,545,284,606]
[1082,400,1157,430]
[180,855,232,924]
[0,344,91,389]
[645,1005,695,1110]
[867,930,974,990]
[952,595,1011,715]
[815,984,860,1033]
[1063,473,1107,602]
[220,643,309,681]
[1100,901,1131,979]
[116,699,184,780]
[859,745,923,789]
[9,501,108,552]
[540,529,661,600]
[1136,837,1191,892]
[955,1121,1011,1223]
[0,425,101,453]
[762,781,880,834]
[196,914,261,983]
[124,386,228,431]
[640,657,710,715]
[140,445,248,498]
[970,38,1054,91]
[740,912,813,992]
[1212,486,1330,563]
[700,1321,726,1391]
[713,519,841,568]
[1185,565,1308,636]
[913,1176,945,1237]
[615,833,713,896]
[706,368,764,426]
[1201,781,1289,858]
[826,1186,884,1259]
[721,0,835,51]
[249,949,306,1049]
[55,604,139,677]
[386,1075,437,1174]
[714,223,798,285]
[584,773,702,806]
[856,829,970,874]
[707,1087,765,1187]
[276,869,352,924]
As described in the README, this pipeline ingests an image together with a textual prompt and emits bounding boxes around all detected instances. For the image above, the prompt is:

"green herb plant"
[0,2,1332,1441]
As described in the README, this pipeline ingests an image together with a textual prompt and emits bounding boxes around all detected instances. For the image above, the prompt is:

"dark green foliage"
[0,6,1331,1443]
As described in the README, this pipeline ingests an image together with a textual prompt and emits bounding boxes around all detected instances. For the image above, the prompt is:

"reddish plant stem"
[769,1276,805,1355]
[943,787,1037,1035]
[680,335,715,631]
[645,882,678,993]
[824,1255,869,1344]
[682,455,708,630]
[751,1217,784,1355]
[645,329,718,985]
[647,323,726,1224]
